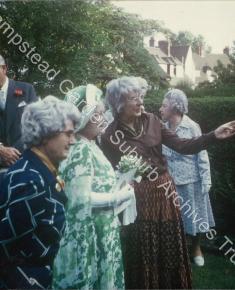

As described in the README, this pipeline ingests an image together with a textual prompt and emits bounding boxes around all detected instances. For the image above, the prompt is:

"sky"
[112,1,235,53]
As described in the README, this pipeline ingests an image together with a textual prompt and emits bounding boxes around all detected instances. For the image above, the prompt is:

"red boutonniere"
[14,89,23,97]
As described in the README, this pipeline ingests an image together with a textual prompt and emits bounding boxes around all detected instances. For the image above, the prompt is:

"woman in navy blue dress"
[0,96,79,289]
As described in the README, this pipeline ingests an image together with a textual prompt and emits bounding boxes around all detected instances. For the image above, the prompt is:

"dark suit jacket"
[0,79,38,152]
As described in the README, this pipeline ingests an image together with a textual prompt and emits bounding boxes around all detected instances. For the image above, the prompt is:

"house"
[145,36,231,87]
[193,50,231,84]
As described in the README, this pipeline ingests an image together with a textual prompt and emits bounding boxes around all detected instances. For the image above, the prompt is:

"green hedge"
[191,85,235,98]
[145,96,235,235]
[174,83,235,98]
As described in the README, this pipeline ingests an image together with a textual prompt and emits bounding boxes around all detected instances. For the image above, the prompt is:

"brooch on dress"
[55,175,65,192]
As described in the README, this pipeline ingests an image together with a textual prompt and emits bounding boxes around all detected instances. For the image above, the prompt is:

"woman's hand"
[116,184,135,204]
[214,121,235,139]
[0,145,21,166]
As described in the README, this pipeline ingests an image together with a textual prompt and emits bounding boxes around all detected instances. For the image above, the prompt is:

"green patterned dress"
[53,137,124,290]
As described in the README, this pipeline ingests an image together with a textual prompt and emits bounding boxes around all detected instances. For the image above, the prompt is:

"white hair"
[105,76,146,117]
[21,95,80,148]
[163,89,188,114]
[136,77,149,96]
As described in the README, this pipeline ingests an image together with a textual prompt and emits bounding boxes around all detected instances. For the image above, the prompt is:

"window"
[167,64,170,75]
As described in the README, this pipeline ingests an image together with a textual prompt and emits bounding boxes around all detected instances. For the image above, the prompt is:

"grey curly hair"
[21,95,80,149]
[163,89,188,114]
[136,77,149,97]
[105,76,148,117]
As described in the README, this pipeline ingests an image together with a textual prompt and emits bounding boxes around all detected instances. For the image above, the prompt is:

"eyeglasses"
[126,94,144,102]
[59,130,75,138]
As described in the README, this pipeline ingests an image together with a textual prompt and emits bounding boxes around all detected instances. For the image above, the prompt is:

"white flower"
[116,155,145,177]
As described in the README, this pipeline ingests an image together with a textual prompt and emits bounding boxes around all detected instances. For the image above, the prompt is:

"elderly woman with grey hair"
[103,76,147,126]
[101,76,235,289]
[0,96,79,289]
[160,89,215,267]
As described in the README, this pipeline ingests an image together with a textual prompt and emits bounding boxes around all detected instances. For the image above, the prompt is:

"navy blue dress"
[0,149,67,289]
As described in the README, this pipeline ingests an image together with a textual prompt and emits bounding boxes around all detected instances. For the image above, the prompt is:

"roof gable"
[147,46,183,66]
[192,53,204,69]
[203,54,231,69]
[193,53,231,70]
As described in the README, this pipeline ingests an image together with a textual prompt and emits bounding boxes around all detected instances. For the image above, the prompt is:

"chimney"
[158,40,168,55]
[149,36,155,47]
[167,36,171,57]
[223,46,230,56]
[196,46,202,56]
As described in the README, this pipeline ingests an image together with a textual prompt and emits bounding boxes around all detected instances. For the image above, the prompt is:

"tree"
[170,30,210,54]
[214,43,235,85]
[172,31,194,46]
[0,0,165,97]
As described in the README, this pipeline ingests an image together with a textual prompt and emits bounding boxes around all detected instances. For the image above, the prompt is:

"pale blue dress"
[162,115,215,236]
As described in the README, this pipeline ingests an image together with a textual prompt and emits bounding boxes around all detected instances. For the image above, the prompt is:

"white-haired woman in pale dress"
[160,89,215,267]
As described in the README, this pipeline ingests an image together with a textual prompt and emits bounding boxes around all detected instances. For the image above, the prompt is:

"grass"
[192,253,235,289]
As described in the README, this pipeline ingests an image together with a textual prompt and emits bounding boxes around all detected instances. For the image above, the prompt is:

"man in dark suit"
[0,54,38,179]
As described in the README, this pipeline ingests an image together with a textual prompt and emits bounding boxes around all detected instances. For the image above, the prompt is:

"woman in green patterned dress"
[53,85,134,290]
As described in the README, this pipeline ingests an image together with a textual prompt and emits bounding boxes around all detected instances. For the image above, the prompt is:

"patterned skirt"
[120,172,192,289]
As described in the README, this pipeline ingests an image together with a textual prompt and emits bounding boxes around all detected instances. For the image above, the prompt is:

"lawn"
[192,253,235,289]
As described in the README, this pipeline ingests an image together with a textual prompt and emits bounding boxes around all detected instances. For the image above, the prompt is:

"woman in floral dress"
[53,85,134,289]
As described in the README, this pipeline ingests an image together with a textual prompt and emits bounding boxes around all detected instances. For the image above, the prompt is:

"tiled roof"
[145,49,168,78]
[146,47,167,64]
[147,47,183,66]
[161,56,175,65]
[193,53,231,70]
[170,46,190,62]
[147,47,168,58]
[203,54,231,69]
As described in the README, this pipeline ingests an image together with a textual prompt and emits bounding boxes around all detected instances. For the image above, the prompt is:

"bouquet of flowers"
[113,155,145,219]
[116,154,145,187]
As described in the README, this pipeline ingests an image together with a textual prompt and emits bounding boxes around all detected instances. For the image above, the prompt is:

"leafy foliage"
[0,0,165,97]
[212,41,235,87]
[170,30,211,53]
